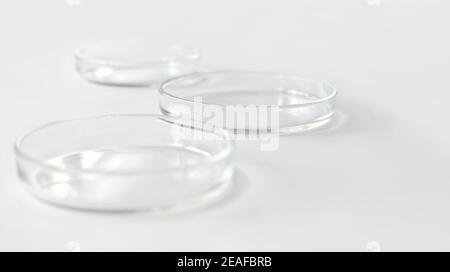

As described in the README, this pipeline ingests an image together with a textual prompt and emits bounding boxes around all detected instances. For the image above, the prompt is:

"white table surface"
[1,0,450,251]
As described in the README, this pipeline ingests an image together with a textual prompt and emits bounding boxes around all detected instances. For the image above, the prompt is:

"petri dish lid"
[15,114,234,212]
[75,40,201,87]
[159,71,337,134]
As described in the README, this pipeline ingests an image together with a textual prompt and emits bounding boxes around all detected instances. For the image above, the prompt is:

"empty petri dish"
[75,41,201,87]
[15,114,234,212]
[159,71,337,134]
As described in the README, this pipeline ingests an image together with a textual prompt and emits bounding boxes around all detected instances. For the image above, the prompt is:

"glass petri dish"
[75,42,201,87]
[159,71,337,134]
[15,114,234,212]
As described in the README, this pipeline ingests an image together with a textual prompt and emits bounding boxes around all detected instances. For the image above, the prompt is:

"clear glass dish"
[15,114,234,212]
[159,71,337,134]
[75,42,201,87]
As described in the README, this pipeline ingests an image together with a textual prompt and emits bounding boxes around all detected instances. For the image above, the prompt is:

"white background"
[1,0,450,251]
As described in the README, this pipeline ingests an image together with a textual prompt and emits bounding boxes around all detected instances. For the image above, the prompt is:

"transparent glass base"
[194,90,333,133]
[76,63,198,87]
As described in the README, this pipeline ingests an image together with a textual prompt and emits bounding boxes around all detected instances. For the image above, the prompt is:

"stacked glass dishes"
[15,43,338,213]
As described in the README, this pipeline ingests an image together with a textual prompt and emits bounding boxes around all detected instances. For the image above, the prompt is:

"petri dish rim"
[159,71,337,109]
[15,114,235,177]
[74,44,201,68]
